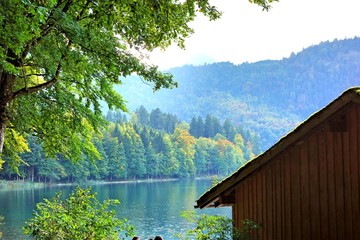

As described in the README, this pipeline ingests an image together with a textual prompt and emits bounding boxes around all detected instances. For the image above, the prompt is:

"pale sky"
[148,0,360,70]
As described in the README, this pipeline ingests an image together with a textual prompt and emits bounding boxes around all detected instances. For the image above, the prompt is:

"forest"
[0,107,259,183]
[2,38,359,184]
[118,37,360,150]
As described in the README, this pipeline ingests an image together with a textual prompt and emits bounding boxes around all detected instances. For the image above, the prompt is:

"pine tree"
[136,106,150,125]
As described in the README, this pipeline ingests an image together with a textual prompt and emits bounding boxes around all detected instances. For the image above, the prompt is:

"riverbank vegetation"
[0,108,260,183]
[176,211,260,240]
[23,187,258,240]
[23,187,135,239]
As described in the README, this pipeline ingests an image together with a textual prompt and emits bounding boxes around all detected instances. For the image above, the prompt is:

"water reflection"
[0,179,231,240]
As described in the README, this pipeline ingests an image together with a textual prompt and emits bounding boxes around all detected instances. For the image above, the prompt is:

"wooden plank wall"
[234,104,360,240]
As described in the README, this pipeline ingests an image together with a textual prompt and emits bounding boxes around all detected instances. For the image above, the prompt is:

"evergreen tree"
[197,116,205,137]
[60,158,91,183]
[103,135,127,180]
[37,159,66,183]
[89,139,109,180]
[136,106,150,125]
[160,134,179,177]
[122,125,146,179]
[111,124,123,143]
[213,117,223,137]
[189,117,199,138]
[145,144,159,178]
[163,113,179,133]
[150,108,163,130]
[223,119,237,142]
[21,136,43,182]
[140,126,151,148]
[204,115,213,138]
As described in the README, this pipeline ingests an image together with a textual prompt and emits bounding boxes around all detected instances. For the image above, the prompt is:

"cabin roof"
[195,87,360,209]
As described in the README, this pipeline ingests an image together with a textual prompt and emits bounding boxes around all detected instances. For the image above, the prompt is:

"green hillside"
[116,37,360,150]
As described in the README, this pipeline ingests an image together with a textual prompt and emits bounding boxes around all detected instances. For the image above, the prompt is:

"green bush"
[23,187,134,240]
[175,211,260,240]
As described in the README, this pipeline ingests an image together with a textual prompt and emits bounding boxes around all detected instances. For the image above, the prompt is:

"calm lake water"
[0,179,231,239]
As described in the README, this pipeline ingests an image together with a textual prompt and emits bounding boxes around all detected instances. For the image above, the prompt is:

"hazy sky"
[148,0,360,70]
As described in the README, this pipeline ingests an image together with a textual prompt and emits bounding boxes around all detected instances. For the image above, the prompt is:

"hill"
[116,37,360,150]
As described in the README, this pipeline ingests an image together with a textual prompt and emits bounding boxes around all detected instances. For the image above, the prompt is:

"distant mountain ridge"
[116,37,360,150]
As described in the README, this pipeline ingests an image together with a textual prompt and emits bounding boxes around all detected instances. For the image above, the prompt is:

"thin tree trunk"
[0,123,5,155]
[0,70,6,155]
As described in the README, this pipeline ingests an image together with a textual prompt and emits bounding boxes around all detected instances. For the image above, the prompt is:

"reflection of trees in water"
[0,180,231,239]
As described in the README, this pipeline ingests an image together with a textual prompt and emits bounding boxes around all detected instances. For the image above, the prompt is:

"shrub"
[23,187,134,240]
[175,210,260,240]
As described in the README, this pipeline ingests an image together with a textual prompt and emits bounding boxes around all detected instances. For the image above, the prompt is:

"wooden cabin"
[195,87,360,240]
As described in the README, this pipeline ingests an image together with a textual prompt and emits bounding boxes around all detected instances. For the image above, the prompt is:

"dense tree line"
[0,107,259,183]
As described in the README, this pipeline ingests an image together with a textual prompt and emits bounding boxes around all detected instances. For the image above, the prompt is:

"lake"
[0,179,231,239]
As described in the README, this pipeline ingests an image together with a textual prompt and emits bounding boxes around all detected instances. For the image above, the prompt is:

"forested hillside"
[1,108,259,183]
[118,38,360,149]
[4,38,358,182]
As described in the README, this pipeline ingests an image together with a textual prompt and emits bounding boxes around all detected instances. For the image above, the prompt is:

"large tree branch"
[12,58,62,99]
[18,73,46,78]
[15,23,75,99]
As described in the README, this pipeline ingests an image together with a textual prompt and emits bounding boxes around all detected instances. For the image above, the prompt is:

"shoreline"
[0,176,219,191]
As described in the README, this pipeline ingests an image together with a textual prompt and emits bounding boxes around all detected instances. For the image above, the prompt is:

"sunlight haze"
[149,0,360,69]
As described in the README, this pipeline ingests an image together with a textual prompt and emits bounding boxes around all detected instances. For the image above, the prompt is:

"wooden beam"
[219,192,235,205]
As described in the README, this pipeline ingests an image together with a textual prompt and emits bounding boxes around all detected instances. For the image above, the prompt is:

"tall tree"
[223,119,237,142]
[172,126,196,177]
[136,105,150,126]
[122,125,146,179]
[197,116,205,137]
[149,108,163,130]
[189,117,199,138]
[204,115,222,138]
[103,134,127,180]
[21,136,43,181]
[145,144,158,178]
[0,0,224,168]
[194,137,216,175]
[159,133,179,177]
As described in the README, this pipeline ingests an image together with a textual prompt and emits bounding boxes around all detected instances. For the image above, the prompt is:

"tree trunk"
[28,166,35,182]
[0,70,16,155]
[0,123,5,156]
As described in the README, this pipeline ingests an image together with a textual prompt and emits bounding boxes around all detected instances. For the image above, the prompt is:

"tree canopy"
[0,0,274,170]
[0,0,219,168]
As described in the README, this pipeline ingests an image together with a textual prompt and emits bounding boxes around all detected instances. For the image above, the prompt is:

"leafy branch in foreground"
[0,0,222,168]
[175,210,260,240]
[23,187,134,240]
